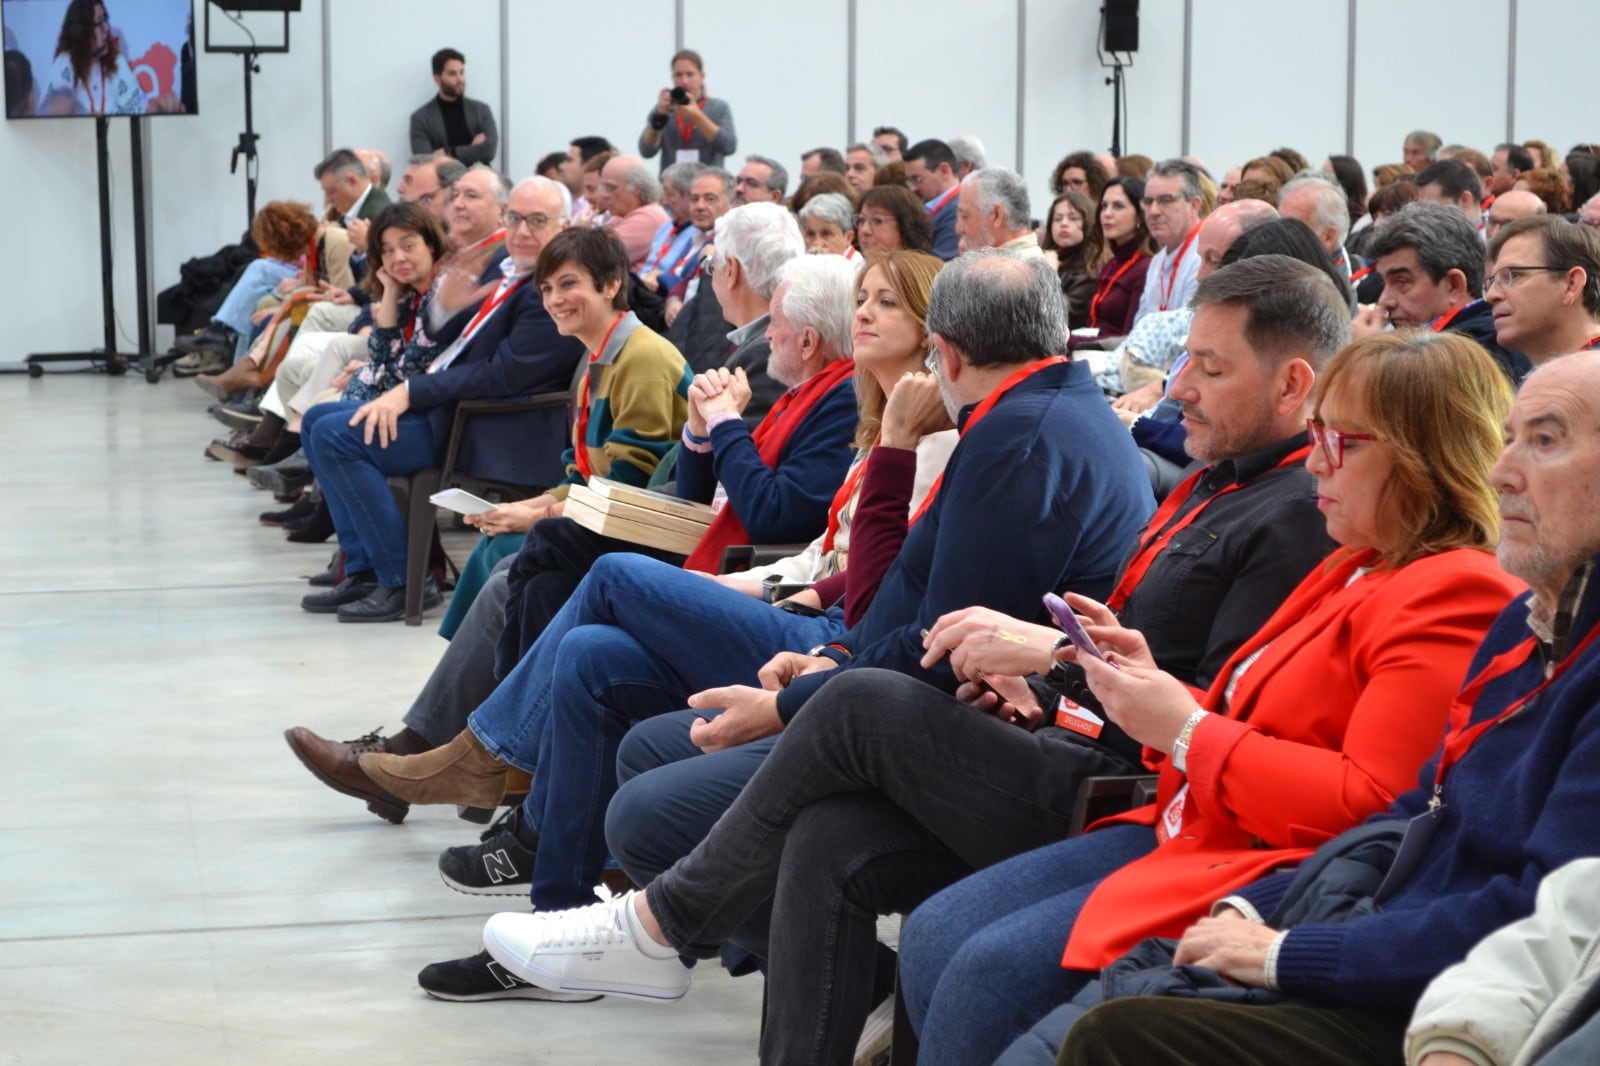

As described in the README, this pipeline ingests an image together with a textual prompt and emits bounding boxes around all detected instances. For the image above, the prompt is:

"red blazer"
[1061,545,1523,969]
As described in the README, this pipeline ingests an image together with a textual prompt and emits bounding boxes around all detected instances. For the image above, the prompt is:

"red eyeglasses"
[1307,419,1376,469]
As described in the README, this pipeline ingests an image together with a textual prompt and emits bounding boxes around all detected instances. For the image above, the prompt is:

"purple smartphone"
[1042,592,1106,662]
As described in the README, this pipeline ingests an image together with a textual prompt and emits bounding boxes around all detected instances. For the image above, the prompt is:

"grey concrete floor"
[0,372,763,1064]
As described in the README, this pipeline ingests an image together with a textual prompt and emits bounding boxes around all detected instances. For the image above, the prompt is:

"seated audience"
[1084,177,1155,338]
[1278,172,1355,279]
[948,135,986,178]
[854,185,934,256]
[1516,167,1571,217]
[1050,151,1110,200]
[1416,158,1485,223]
[788,172,855,218]
[660,167,733,335]
[1355,202,1530,384]
[597,154,670,268]
[1040,189,1104,328]
[843,142,886,194]
[1486,215,1600,364]
[955,168,1043,257]
[1135,159,1208,323]
[897,329,1520,1064]
[903,139,962,260]
[799,147,846,179]
[1057,353,1600,1066]
[639,161,705,292]
[733,155,788,205]
[469,257,1346,1058]
[1403,128,1441,171]
[296,177,582,623]
[1484,187,1546,240]
[871,126,907,162]
[796,192,857,257]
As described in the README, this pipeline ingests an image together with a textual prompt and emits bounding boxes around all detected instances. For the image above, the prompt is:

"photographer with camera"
[639,48,736,174]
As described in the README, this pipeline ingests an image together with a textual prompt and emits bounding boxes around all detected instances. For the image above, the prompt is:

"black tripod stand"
[15,116,155,378]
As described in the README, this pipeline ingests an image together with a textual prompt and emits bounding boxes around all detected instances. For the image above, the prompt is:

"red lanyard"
[908,356,1067,526]
[1430,622,1600,807]
[1429,301,1475,333]
[1089,250,1147,328]
[821,453,872,553]
[675,97,706,147]
[574,314,628,481]
[1157,226,1200,312]
[456,273,526,347]
[1107,445,1312,611]
[1351,264,1374,283]
[926,186,959,217]
[651,226,684,270]
[305,236,319,281]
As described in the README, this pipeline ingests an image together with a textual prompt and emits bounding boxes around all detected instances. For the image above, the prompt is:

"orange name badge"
[1155,783,1189,844]
[1054,696,1105,739]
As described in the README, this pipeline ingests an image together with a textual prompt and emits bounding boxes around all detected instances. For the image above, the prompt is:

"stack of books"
[565,477,716,555]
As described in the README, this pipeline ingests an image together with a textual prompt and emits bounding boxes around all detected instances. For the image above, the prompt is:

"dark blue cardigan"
[775,359,1156,721]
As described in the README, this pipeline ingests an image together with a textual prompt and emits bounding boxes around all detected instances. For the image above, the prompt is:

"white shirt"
[1135,235,1202,325]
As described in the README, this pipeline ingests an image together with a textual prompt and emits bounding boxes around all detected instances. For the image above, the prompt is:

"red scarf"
[684,358,856,571]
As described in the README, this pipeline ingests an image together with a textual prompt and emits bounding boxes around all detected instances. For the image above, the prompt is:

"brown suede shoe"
[359,728,509,809]
[284,726,410,824]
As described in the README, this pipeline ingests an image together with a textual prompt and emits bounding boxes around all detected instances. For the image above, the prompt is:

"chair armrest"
[1067,774,1159,836]
[718,544,810,574]
[438,390,574,484]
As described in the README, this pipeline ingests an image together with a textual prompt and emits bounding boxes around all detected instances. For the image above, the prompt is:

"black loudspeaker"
[1103,0,1140,53]
[212,0,303,11]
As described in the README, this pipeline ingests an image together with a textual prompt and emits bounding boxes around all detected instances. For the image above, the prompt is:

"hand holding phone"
[1043,592,1107,664]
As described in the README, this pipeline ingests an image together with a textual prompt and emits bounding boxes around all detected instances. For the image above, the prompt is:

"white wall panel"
[855,1,1019,180]
[683,0,849,195]
[329,0,502,177]
[505,0,672,180]
[1188,0,1347,179]
[1351,0,1506,177]
[1513,2,1591,172]
[1022,0,1185,220]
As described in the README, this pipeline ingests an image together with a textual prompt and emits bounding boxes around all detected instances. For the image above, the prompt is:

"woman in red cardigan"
[898,331,1526,1065]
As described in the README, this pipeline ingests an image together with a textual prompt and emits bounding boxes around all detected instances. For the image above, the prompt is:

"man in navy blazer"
[298,176,584,623]
[905,139,963,261]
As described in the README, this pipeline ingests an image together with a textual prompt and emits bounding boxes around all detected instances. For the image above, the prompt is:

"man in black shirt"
[409,48,498,166]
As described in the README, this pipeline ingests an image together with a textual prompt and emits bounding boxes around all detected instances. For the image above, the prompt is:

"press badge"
[1155,783,1190,843]
[1375,807,1443,903]
[1054,696,1105,739]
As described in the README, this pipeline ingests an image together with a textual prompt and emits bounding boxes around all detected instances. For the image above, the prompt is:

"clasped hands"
[685,647,836,754]
[919,595,1197,752]
[686,366,752,437]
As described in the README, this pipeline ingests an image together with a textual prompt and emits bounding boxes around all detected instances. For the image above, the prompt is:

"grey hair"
[776,253,858,357]
[714,202,806,299]
[1369,202,1491,295]
[661,161,708,195]
[408,153,437,168]
[465,163,512,206]
[313,148,366,182]
[1279,173,1351,248]
[698,167,736,198]
[432,157,468,189]
[798,192,855,234]
[1192,255,1351,370]
[624,162,662,204]
[1405,130,1443,159]
[745,154,790,197]
[1149,157,1205,202]
[961,167,1031,232]
[948,135,987,170]
[513,175,573,221]
[925,250,1067,367]
[846,142,888,167]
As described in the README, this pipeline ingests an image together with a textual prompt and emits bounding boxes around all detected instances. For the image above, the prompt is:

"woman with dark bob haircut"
[855,184,934,255]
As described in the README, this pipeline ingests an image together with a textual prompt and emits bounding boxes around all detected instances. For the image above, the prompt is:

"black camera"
[670,86,691,106]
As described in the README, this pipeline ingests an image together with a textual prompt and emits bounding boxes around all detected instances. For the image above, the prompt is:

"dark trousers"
[400,557,512,747]
[494,514,681,681]
[627,668,1138,1066]
[1056,997,1409,1066]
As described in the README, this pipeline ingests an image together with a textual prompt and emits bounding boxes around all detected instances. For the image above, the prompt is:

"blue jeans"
[214,257,298,361]
[898,823,1158,1066]
[464,553,844,910]
[300,401,437,588]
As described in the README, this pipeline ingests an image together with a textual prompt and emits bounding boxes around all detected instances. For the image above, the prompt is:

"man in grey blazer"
[409,48,498,166]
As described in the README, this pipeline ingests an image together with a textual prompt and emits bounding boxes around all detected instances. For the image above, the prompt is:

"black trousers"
[1056,997,1410,1066]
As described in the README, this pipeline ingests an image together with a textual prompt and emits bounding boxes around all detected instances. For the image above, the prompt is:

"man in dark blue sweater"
[1050,351,1600,1065]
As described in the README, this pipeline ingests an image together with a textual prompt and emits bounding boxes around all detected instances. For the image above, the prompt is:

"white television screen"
[3,0,196,118]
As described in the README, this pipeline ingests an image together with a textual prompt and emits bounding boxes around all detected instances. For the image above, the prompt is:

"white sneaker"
[482,890,692,1003]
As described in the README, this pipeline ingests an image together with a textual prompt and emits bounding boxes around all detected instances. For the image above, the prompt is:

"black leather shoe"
[337,580,442,623]
[301,572,378,614]
[260,494,316,527]
[306,549,343,587]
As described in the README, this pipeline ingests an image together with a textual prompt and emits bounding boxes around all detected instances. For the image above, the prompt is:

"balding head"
[1486,189,1547,241]
[1583,193,1600,231]
[1196,199,1279,280]
[599,154,658,216]
[1493,351,1600,607]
